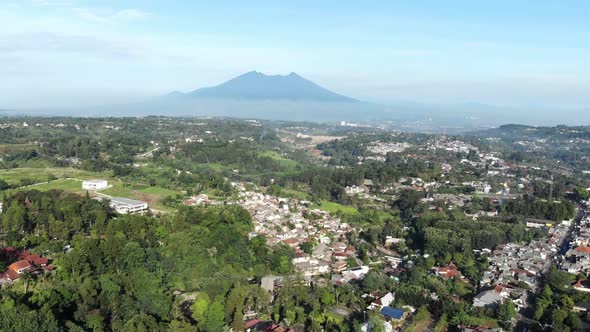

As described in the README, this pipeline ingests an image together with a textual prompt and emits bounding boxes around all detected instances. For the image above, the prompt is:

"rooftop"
[110,197,147,206]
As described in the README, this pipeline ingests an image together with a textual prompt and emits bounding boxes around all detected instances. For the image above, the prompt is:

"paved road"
[136,147,160,159]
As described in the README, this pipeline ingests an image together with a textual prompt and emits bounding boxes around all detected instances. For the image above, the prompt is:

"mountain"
[171,71,359,102]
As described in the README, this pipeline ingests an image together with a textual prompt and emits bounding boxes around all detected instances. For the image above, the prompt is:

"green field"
[316,200,359,215]
[259,151,299,170]
[101,180,180,211]
[0,167,180,211]
[0,167,112,185]
[26,179,86,193]
[280,188,311,200]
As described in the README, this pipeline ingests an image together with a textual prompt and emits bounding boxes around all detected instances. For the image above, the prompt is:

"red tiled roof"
[24,254,49,266]
[575,246,590,253]
[8,260,32,272]
[512,268,535,277]
[244,319,261,329]
[6,269,19,280]
[19,250,31,259]
[435,264,461,279]
[281,238,299,245]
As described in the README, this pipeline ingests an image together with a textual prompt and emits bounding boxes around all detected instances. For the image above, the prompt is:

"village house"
[433,263,463,280]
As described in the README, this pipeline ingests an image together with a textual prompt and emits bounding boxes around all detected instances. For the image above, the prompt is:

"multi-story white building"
[82,179,108,191]
[109,197,148,214]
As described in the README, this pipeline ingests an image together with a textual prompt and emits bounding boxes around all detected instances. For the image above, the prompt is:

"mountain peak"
[173,71,358,102]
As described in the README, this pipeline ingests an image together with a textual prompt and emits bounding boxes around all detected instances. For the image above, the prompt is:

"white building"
[109,197,148,214]
[82,179,108,191]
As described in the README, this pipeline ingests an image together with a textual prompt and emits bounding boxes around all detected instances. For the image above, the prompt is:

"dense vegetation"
[0,190,293,331]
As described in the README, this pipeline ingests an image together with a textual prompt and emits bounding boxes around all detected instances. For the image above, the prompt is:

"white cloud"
[73,7,151,24]
[26,0,151,24]
[31,0,73,7]
[113,9,151,20]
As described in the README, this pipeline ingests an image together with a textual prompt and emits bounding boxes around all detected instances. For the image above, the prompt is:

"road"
[136,147,160,159]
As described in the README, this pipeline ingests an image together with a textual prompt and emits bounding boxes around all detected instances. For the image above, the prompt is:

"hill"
[170,71,359,102]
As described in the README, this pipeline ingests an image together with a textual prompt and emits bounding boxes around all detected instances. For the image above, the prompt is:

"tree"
[0,179,9,191]
[393,189,423,219]
[205,297,225,332]
[368,312,385,332]
[534,285,553,321]
[497,300,516,329]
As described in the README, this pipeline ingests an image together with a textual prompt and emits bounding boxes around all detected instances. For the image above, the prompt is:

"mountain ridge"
[169,71,359,103]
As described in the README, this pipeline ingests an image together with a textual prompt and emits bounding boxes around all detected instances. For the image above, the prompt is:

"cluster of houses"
[367,141,412,155]
[561,211,590,277]
[428,137,479,153]
[0,248,55,285]
[475,224,568,309]
[183,194,222,206]
[229,183,356,277]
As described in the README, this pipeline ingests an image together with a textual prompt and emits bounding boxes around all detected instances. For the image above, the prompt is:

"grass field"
[259,151,299,170]
[316,200,359,215]
[0,167,180,211]
[101,180,180,211]
[280,188,311,201]
[0,167,112,185]
[27,179,86,193]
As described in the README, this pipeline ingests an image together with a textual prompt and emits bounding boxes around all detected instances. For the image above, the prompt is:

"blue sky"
[1,0,589,109]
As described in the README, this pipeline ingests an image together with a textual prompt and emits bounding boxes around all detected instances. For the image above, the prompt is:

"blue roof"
[380,307,405,320]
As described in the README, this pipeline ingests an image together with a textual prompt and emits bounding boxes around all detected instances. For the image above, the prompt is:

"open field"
[26,178,86,193]
[259,151,299,169]
[0,167,180,211]
[0,167,112,185]
[316,200,359,215]
[100,180,180,211]
[280,188,311,201]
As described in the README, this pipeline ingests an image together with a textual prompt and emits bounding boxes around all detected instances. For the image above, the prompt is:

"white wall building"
[82,179,108,191]
[109,197,148,214]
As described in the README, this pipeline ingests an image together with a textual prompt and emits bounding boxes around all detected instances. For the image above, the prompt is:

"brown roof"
[573,279,587,288]
[8,260,32,272]
[25,254,49,266]
[575,246,590,253]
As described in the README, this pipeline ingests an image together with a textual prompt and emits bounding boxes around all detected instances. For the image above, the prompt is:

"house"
[108,197,148,214]
[82,179,108,191]
[8,260,33,275]
[434,263,462,280]
[473,286,503,308]
[244,319,295,332]
[574,302,590,313]
[281,238,300,248]
[331,261,348,273]
[342,266,370,280]
[384,236,404,247]
[367,292,395,310]
[572,279,590,293]
[24,254,48,267]
[474,284,527,309]
[260,275,284,301]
